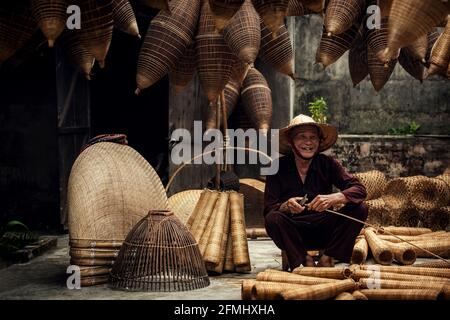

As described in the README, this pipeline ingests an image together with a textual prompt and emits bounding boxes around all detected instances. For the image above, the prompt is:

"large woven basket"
[208,0,245,31]
[31,0,66,47]
[136,0,200,93]
[112,0,140,38]
[68,142,168,242]
[109,210,210,291]
[252,0,289,35]
[354,170,387,200]
[324,0,364,36]
[168,189,203,225]
[365,16,391,63]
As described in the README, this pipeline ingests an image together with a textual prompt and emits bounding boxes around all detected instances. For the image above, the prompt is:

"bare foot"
[305,255,316,267]
[317,254,335,267]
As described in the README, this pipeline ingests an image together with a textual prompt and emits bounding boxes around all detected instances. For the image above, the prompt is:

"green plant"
[388,121,421,135]
[308,97,328,124]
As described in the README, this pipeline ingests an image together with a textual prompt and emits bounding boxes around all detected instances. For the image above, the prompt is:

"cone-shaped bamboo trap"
[428,21,450,76]
[59,31,95,79]
[324,0,365,36]
[109,210,210,291]
[348,34,368,87]
[292,266,352,279]
[112,0,140,38]
[196,1,236,103]
[359,289,442,300]
[364,228,394,265]
[365,16,395,63]
[316,24,359,68]
[208,0,246,31]
[0,1,37,62]
[222,0,260,65]
[205,79,240,130]
[259,22,295,79]
[252,0,289,35]
[281,279,357,300]
[31,0,67,47]
[382,0,450,63]
[168,189,203,225]
[399,48,428,81]
[351,235,369,265]
[169,43,196,94]
[286,0,314,16]
[241,67,273,132]
[404,34,428,62]
[77,0,114,68]
[354,170,387,200]
[368,47,396,92]
[142,0,171,12]
[424,29,440,68]
[136,0,200,93]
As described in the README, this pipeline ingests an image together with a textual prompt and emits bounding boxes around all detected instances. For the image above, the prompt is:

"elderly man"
[264,114,367,269]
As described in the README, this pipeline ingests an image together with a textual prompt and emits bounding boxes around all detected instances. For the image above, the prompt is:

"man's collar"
[289,153,319,171]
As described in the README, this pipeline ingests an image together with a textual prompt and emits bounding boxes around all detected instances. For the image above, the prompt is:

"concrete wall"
[292,15,450,135]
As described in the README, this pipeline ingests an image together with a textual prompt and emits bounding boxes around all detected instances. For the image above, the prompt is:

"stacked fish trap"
[67,138,169,286]
[186,189,252,274]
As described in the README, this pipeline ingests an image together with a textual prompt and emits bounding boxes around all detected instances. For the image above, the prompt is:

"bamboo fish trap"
[407,239,450,258]
[222,0,260,65]
[252,0,289,35]
[428,21,450,76]
[413,260,450,269]
[252,281,308,300]
[109,210,210,291]
[324,0,365,36]
[281,279,357,300]
[230,191,251,267]
[170,43,196,94]
[31,0,66,47]
[367,47,396,92]
[196,1,236,103]
[404,34,428,62]
[0,1,37,62]
[112,0,140,38]
[77,0,114,68]
[241,67,273,132]
[365,16,393,63]
[259,22,295,79]
[205,79,240,130]
[359,289,442,300]
[167,189,203,225]
[142,0,171,12]
[352,290,368,300]
[292,266,352,279]
[399,48,428,81]
[208,0,246,31]
[354,170,387,201]
[364,228,393,265]
[286,0,314,16]
[59,31,95,79]
[136,0,200,93]
[357,264,450,279]
[364,198,386,226]
[256,270,339,285]
[377,226,433,236]
[348,35,368,87]
[351,235,369,265]
[206,202,231,274]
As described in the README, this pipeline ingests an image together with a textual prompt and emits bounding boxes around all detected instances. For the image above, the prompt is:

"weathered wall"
[329,135,450,178]
[292,15,450,135]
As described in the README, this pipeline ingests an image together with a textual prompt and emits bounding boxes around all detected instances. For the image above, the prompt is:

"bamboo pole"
[229,191,250,267]
[356,265,450,279]
[256,270,338,285]
[292,266,352,279]
[359,289,441,300]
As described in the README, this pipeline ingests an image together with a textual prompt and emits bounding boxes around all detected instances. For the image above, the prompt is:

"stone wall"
[292,15,450,135]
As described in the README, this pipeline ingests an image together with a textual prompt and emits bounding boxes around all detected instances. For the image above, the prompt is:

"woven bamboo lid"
[68,142,168,242]
[168,189,203,224]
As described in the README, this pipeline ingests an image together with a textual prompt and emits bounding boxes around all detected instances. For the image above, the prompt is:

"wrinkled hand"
[309,193,345,212]
[280,197,306,214]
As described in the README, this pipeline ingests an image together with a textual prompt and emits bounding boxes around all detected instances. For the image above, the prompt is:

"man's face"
[291,126,320,159]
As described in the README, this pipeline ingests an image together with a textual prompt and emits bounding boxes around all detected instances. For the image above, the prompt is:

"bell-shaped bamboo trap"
[169,43,196,94]
[76,0,114,68]
[136,0,200,93]
[112,0,140,38]
[348,34,368,87]
[281,279,357,300]
[222,0,260,65]
[399,47,428,81]
[259,22,295,79]
[241,67,273,132]
[208,0,245,31]
[324,0,365,36]
[31,0,67,47]
[286,0,314,16]
[205,79,240,130]
[428,21,450,76]
[382,0,450,63]
[351,235,369,265]
[252,0,289,35]
[141,0,171,12]
[367,47,396,92]
[364,228,394,265]
[59,31,95,79]
[0,1,37,62]
[196,1,236,103]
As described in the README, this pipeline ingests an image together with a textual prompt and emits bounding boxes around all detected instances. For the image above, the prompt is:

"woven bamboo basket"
[252,0,289,35]
[69,239,123,249]
[59,31,95,79]
[198,197,221,256]
[364,198,386,226]
[252,281,307,300]
[167,189,203,225]
[378,226,432,236]
[286,0,314,16]
[358,264,450,279]
[241,67,272,132]
[365,16,393,62]
[142,0,171,12]
[436,174,450,195]
[0,1,37,62]
[189,190,220,242]
[364,228,394,265]
[292,266,352,279]
[196,1,236,103]
[109,210,210,291]
[352,269,449,284]
[205,79,239,130]
[351,235,369,265]
[388,242,417,265]
[348,35,368,87]
[185,189,209,230]
[112,0,140,38]
[208,0,245,31]
[222,0,260,65]
[424,29,440,68]
[69,248,120,259]
[404,33,428,62]
[77,0,113,68]
[68,142,168,242]
[324,0,365,36]
[231,59,252,85]
[230,191,251,267]
[429,22,450,76]
[70,257,116,266]
[335,292,356,300]
[413,260,450,269]
[367,47,396,92]
[136,0,200,93]
[354,170,387,200]
[170,43,196,94]
[408,239,450,258]
[315,24,359,68]
[359,288,441,300]
[399,48,428,81]
[281,279,357,300]
[352,290,368,300]
[382,0,449,63]
[256,270,339,285]
[31,0,66,47]
[259,22,295,79]
[411,176,449,212]
[381,178,413,212]
[80,266,111,278]
[393,207,421,228]
[81,275,110,287]
[207,204,231,274]
[421,206,450,231]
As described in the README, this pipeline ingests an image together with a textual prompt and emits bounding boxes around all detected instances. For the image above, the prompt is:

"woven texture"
[252,0,289,35]
[112,0,140,38]
[364,228,393,265]
[169,43,196,94]
[351,235,368,265]
[292,266,352,279]
[399,47,428,81]
[365,16,390,62]
[59,30,95,79]
[354,170,387,200]
[136,0,200,92]
[109,210,210,291]
[252,281,307,300]
[205,79,240,130]
[359,289,441,300]
[324,0,364,36]
[286,0,314,16]
[281,279,357,300]
[364,198,386,226]
[348,31,368,86]
[208,0,245,31]
[31,0,66,47]
[429,21,450,76]
[168,189,204,225]
[256,270,338,285]
[68,142,168,241]
[367,46,396,92]
[142,0,170,11]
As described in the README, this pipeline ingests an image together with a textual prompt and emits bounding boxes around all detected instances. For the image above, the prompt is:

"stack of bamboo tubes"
[186,189,251,274]
[242,265,450,300]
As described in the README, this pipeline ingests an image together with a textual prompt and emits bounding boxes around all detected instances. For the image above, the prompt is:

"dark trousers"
[264,203,368,270]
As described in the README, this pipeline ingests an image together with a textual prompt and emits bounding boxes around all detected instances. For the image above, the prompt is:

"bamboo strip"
[281,279,357,300]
